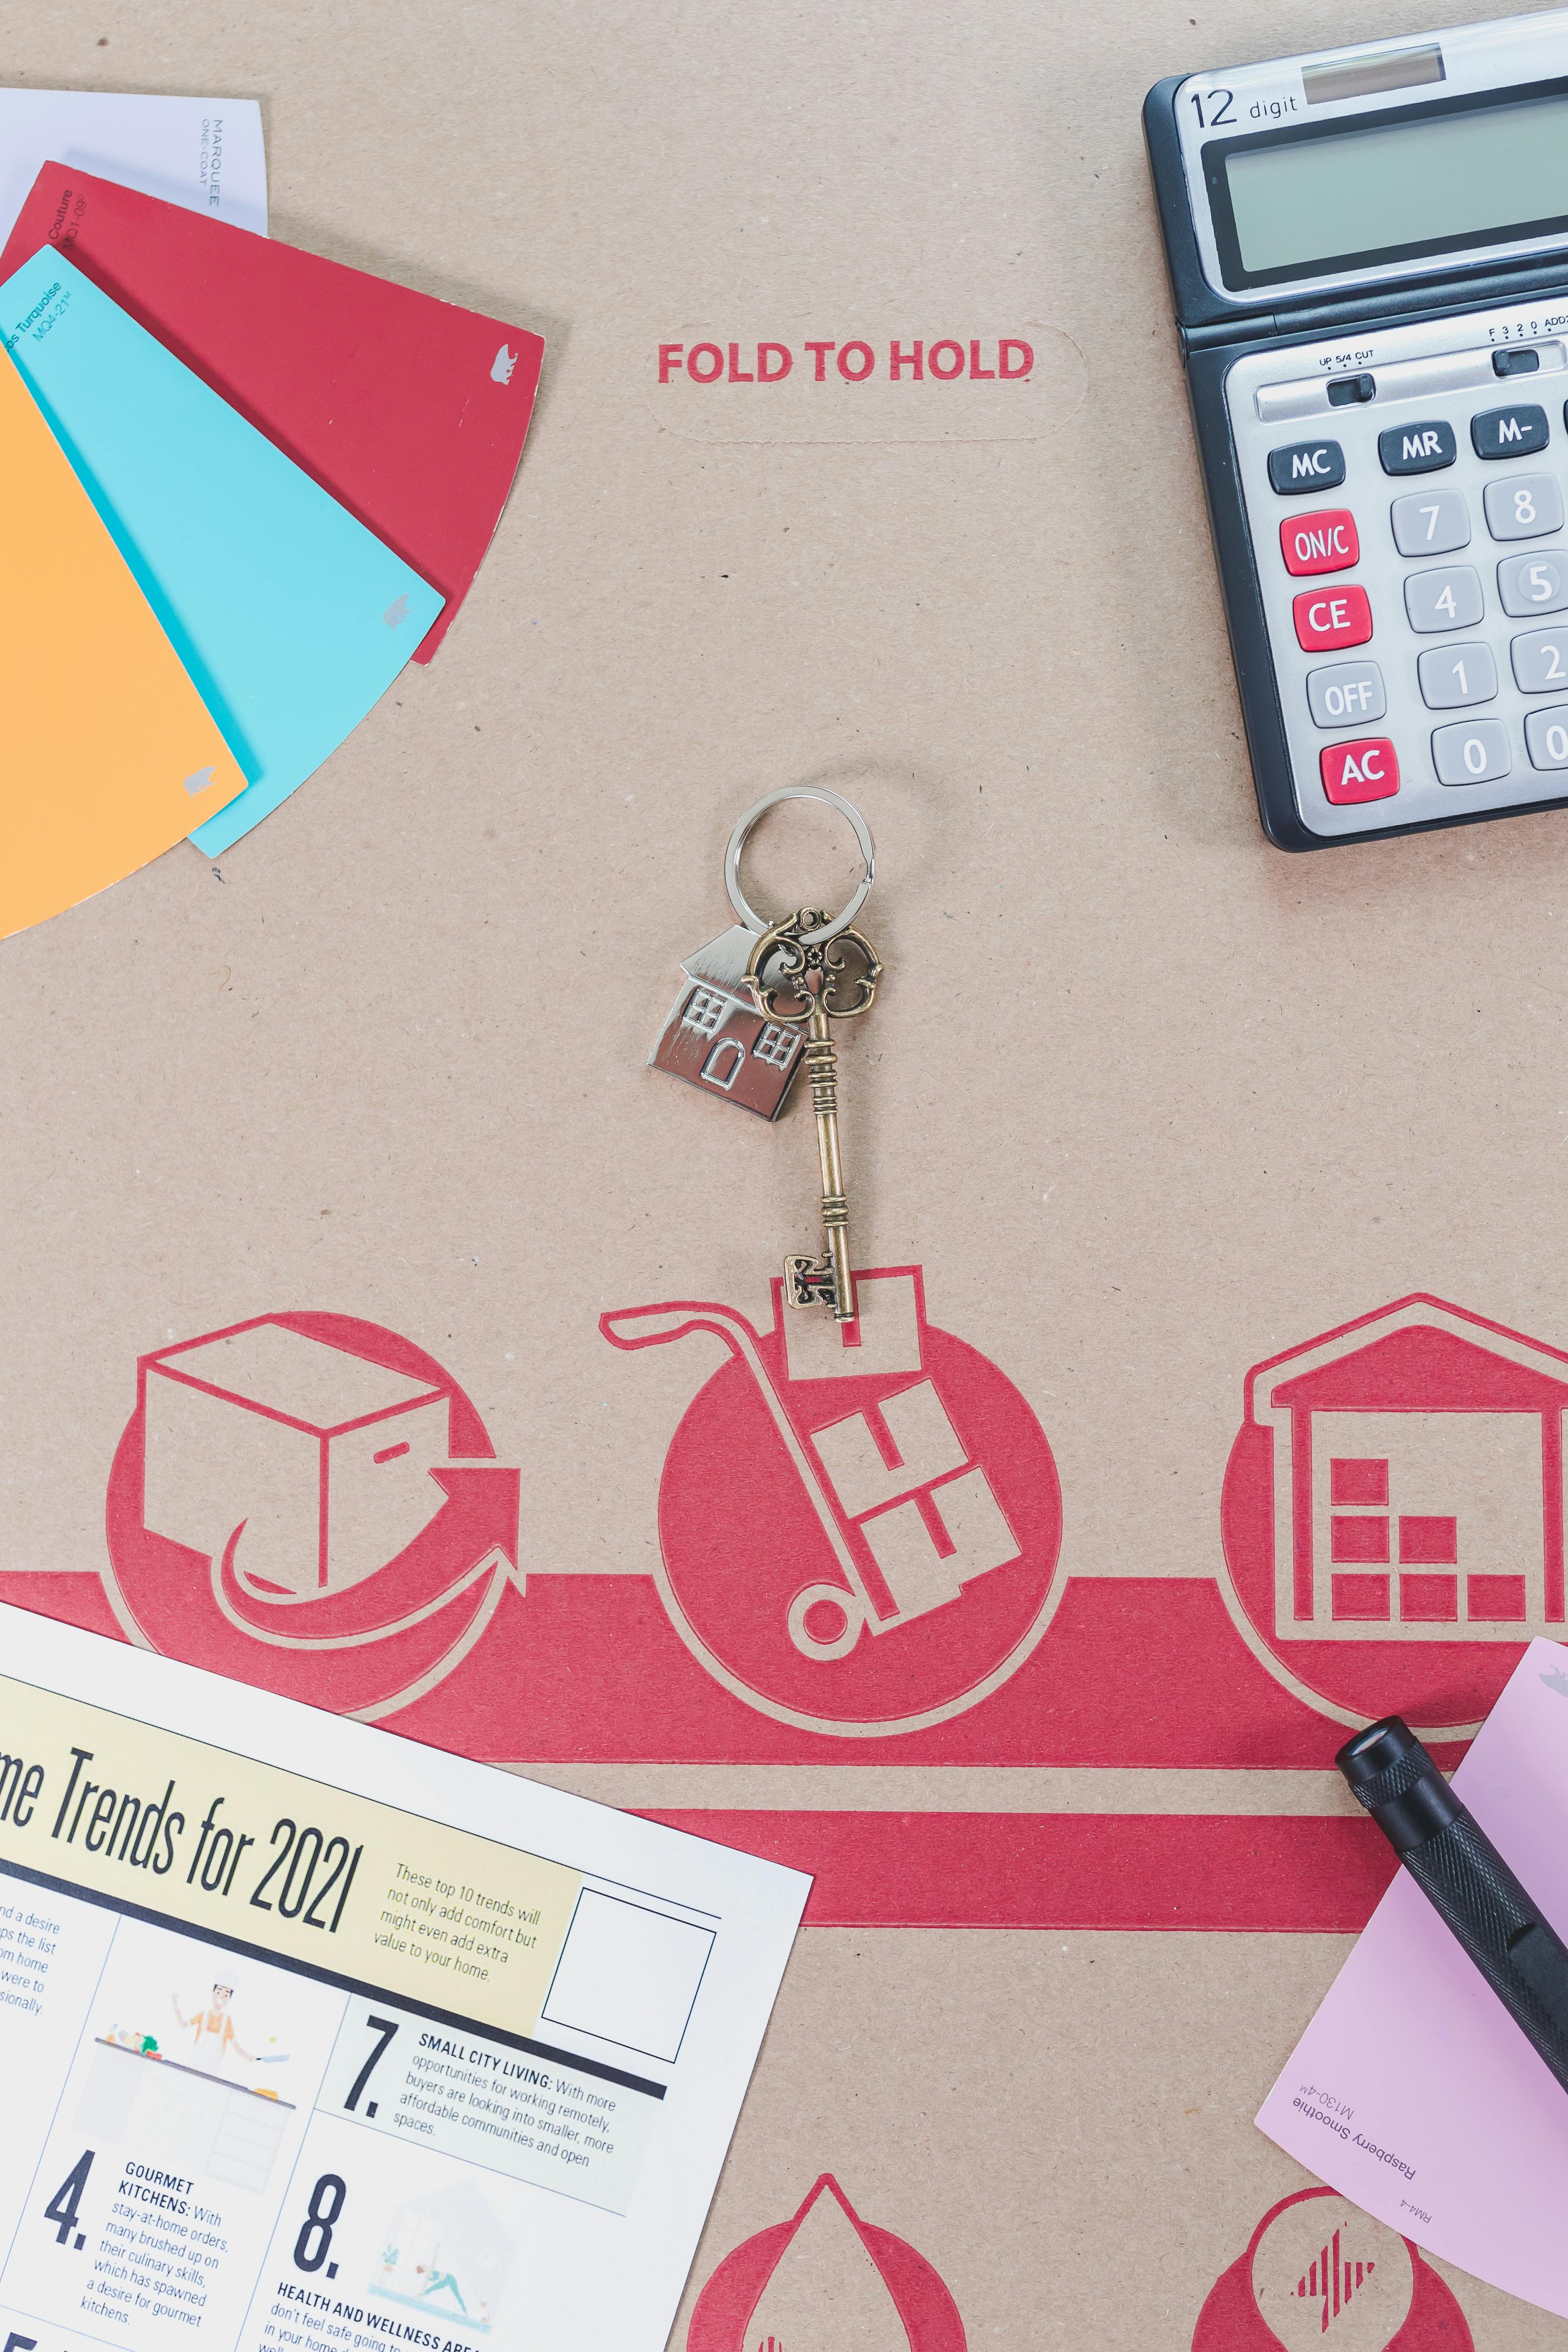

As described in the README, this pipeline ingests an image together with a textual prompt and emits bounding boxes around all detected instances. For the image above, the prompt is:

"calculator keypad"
[1229,298,1568,836]
[1511,628,1568,691]
[1390,490,1470,557]
[1432,719,1512,784]
[1483,474,1563,539]
[1306,661,1385,727]
[1418,643,1497,708]
[1294,585,1372,651]
[1525,708,1568,768]
[1279,509,1358,575]
[1404,566,1484,632]
[1321,738,1399,803]
[1497,549,1568,615]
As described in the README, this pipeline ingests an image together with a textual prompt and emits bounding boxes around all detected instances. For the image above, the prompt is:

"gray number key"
[1432,718,1512,784]
[1391,488,1470,556]
[1404,565,1484,632]
[1498,549,1568,615]
[1526,707,1568,768]
[1417,642,1498,708]
[1484,472,1565,539]
[1512,628,1568,691]
[1307,660,1386,728]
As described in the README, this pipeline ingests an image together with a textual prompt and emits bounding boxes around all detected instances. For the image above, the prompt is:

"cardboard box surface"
[5,0,1568,2342]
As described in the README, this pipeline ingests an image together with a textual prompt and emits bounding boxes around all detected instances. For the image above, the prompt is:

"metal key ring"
[723,786,875,947]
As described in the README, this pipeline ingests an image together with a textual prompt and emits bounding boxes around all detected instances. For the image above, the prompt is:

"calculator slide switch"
[1321,739,1399,805]
[1280,509,1358,575]
[1294,586,1372,651]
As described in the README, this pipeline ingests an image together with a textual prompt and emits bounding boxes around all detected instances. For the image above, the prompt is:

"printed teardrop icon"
[747,2183,911,2351]
[687,2175,965,2352]
[1192,2188,1470,2352]
[491,344,517,384]
[1251,2197,1410,2352]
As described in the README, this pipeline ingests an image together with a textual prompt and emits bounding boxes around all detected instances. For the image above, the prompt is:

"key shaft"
[746,912,880,1323]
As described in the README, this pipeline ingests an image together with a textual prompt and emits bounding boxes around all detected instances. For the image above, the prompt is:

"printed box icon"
[140,1319,452,1596]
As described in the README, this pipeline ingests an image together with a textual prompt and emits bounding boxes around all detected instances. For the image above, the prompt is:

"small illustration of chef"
[171,1980,257,2074]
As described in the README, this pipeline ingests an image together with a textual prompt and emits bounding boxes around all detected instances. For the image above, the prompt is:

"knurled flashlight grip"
[1338,1716,1568,2097]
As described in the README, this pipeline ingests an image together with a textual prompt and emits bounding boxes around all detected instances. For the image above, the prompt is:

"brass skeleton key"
[745,909,882,1321]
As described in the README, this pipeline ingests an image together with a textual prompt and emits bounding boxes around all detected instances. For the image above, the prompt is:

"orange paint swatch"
[0,343,244,941]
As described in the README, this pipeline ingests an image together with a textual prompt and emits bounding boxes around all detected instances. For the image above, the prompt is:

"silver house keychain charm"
[650,785,880,1319]
[648,785,875,1127]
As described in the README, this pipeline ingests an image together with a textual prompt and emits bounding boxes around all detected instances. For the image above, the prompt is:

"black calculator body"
[1146,10,1568,848]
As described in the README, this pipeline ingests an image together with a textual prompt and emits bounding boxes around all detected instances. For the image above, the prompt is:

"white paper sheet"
[0,1603,809,2351]
[0,89,266,250]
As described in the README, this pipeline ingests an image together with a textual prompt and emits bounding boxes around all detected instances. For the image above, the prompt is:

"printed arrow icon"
[428,1461,522,1572]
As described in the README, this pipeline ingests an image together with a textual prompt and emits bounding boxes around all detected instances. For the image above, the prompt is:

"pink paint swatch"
[1258,1639,1568,2318]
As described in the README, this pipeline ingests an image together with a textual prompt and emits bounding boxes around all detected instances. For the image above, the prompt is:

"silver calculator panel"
[1228,294,1568,840]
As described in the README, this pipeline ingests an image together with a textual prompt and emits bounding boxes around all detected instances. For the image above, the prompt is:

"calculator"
[1146,8,1568,848]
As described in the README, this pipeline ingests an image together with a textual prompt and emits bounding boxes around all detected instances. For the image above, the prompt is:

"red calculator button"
[1281,508,1359,575]
[1294,585,1373,650]
[1321,737,1399,804]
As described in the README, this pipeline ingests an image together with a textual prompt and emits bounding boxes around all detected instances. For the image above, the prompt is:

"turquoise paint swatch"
[0,251,443,855]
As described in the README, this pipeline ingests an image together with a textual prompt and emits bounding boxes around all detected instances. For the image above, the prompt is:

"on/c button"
[1321,737,1399,804]
[1294,584,1373,650]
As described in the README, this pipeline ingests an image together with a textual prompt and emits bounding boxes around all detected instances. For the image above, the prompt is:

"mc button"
[1280,508,1358,575]
[1294,584,1372,651]
[1321,737,1399,805]
[1268,439,1345,495]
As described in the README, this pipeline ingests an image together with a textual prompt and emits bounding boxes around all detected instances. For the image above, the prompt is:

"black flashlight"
[1336,1715,1568,2095]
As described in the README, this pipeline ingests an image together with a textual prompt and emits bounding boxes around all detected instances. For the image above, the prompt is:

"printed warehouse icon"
[1223,1295,1568,1731]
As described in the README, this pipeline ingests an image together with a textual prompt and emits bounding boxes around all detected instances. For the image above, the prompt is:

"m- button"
[1280,509,1358,575]
[1294,585,1372,651]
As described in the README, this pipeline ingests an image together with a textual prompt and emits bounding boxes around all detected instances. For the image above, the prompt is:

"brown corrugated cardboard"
[5,0,1568,2339]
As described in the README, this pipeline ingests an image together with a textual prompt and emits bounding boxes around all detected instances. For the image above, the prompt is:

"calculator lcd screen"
[1205,80,1568,292]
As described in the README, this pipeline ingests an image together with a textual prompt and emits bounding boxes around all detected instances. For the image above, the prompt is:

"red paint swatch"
[0,165,544,662]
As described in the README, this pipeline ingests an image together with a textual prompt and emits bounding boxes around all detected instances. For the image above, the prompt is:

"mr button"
[1379,420,1457,475]
[1268,439,1345,495]
[1294,585,1372,651]
[1321,738,1399,804]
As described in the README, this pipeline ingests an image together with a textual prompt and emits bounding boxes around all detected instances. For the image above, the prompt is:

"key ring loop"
[723,786,875,947]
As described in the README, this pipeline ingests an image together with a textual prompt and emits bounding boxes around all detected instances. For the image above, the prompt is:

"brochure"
[0,1603,809,2351]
